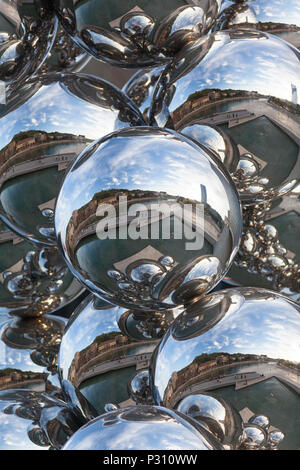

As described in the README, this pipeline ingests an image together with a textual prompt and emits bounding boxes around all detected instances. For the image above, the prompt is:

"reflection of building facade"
[0,369,46,390]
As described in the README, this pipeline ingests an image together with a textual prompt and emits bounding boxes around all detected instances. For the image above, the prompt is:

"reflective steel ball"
[0,72,145,245]
[150,287,300,450]
[150,30,300,204]
[215,0,300,49]
[0,0,57,94]
[54,0,221,67]
[128,370,154,405]
[62,405,224,450]
[55,126,242,310]
[239,423,267,450]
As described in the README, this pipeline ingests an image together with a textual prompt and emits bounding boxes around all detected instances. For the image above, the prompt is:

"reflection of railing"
[0,153,76,184]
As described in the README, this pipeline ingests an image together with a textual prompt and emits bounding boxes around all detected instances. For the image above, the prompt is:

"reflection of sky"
[0,80,124,150]
[154,292,300,397]
[56,130,239,248]
[168,31,300,111]
[0,405,45,450]
[59,298,125,379]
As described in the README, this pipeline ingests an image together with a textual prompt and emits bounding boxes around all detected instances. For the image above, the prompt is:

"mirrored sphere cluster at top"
[55,126,242,311]
[54,0,222,68]
[0,0,57,94]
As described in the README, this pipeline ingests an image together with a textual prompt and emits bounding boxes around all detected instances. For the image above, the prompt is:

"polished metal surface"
[43,26,91,73]
[0,314,67,390]
[238,423,267,450]
[62,405,224,450]
[175,392,243,449]
[128,370,154,405]
[150,30,300,204]
[0,0,57,94]
[224,194,300,302]
[0,388,81,449]
[0,226,84,317]
[249,414,269,430]
[58,294,182,414]
[150,287,300,450]
[215,0,300,49]
[0,72,145,245]
[55,126,242,310]
[54,1,221,67]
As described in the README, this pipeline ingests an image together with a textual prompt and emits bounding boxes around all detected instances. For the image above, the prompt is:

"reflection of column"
[291,84,298,105]
[200,184,207,204]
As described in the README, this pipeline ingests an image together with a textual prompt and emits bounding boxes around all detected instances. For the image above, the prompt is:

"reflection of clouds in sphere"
[55,127,241,311]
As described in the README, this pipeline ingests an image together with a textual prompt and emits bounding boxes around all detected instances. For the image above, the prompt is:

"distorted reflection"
[128,370,154,405]
[0,0,57,93]
[150,30,300,204]
[62,405,224,450]
[54,1,222,67]
[150,287,300,450]
[215,0,300,49]
[0,73,145,245]
[0,389,82,449]
[55,127,242,311]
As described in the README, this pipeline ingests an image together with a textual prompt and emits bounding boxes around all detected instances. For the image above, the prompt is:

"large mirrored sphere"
[175,392,243,449]
[215,0,300,49]
[150,30,300,204]
[0,72,145,246]
[0,0,57,95]
[150,287,300,450]
[0,224,84,317]
[55,126,242,311]
[62,405,223,450]
[0,389,80,450]
[58,294,181,415]
[54,0,221,68]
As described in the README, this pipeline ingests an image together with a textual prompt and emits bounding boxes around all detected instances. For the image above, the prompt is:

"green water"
[271,211,300,263]
[79,366,136,414]
[213,377,300,450]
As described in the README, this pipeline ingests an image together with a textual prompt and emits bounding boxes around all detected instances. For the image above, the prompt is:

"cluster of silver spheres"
[0,0,299,451]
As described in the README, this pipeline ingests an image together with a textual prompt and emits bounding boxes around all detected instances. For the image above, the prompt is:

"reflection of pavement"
[0,153,76,185]
[76,352,153,387]
[0,229,22,244]
[172,363,300,407]
[266,197,300,220]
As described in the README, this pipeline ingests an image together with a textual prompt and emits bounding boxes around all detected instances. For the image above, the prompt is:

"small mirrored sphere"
[128,370,154,405]
[0,314,67,382]
[0,72,145,245]
[215,0,300,49]
[62,405,224,450]
[150,287,300,450]
[55,126,242,311]
[0,0,57,94]
[0,225,84,317]
[239,423,267,450]
[58,294,182,415]
[249,414,269,430]
[54,1,221,68]
[175,392,243,449]
[0,389,80,450]
[150,30,300,204]
[268,429,285,448]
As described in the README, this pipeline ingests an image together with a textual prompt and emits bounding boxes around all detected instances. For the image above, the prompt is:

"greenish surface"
[0,16,16,35]
[271,211,300,263]
[220,116,298,188]
[79,366,136,414]
[213,377,300,450]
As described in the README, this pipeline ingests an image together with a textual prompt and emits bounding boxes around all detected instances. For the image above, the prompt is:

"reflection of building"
[0,369,46,390]
[292,84,298,105]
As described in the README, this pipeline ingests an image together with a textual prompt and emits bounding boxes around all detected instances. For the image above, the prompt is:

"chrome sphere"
[54,1,221,68]
[268,429,285,448]
[58,294,181,415]
[62,405,224,450]
[249,414,269,430]
[0,314,67,381]
[150,30,300,204]
[175,392,243,449]
[0,226,84,317]
[239,423,267,450]
[215,0,300,49]
[0,72,145,245]
[55,127,242,311]
[0,389,81,450]
[0,0,57,94]
[150,287,300,450]
[128,370,154,405]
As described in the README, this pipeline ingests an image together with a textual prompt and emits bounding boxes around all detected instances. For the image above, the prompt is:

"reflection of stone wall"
[0,369,46,389]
